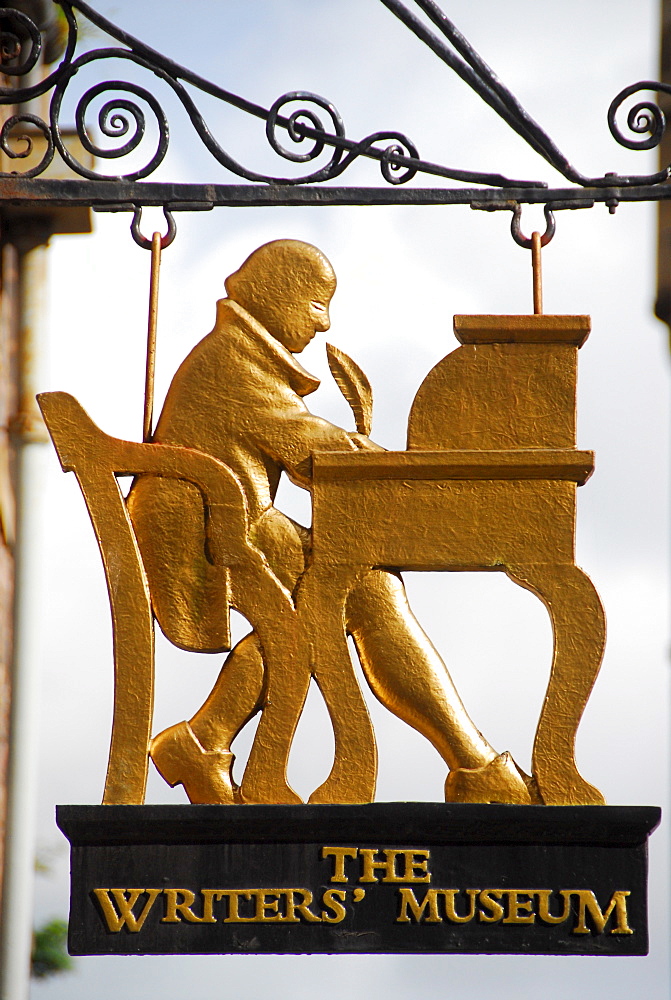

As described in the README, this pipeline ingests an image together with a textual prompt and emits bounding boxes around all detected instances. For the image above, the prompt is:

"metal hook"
[131,206,176,250]
[509,203,554,315]
[510,203,555,248]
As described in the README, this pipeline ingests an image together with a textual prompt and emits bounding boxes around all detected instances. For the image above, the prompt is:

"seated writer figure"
[128,239,534,806]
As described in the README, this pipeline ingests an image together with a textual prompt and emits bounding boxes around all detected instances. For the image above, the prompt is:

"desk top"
[454,314,590,346]
[312,449,594,485]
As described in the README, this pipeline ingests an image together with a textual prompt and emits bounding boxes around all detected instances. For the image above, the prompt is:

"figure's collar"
[216,298,321,397]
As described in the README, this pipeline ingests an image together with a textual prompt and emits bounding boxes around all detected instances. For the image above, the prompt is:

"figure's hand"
[350,432,385,452]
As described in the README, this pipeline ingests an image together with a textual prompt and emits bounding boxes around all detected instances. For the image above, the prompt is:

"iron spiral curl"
[0,6,42,76]
[266,92,345,168]
[0,113,53,176]
[377,133,419,184]
[69,82,168,178]
[608,82,669,152]
[48,48,170,181]
[0,4,78,103]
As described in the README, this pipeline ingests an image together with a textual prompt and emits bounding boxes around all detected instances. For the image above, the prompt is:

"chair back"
[38,391,250,804]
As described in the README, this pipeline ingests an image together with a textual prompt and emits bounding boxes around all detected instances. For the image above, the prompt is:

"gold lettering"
[502,891,536,924]
[570,890,633,935]
[278,890,300,923]
[398,850,431,882]
[396,888,441,923]
[201,889,226,923]
[161,888,204,923]
[222,890,256,923]
[359,848,431,883]
[536,889,571,925]
[216,889,322,923]
[284,889,322,923]
[254,891,282,922]
[441,888,479,923]
[321,889,347,923]
[359,848,394,882]
[478,889,505,923]
[321,847,359,882]
[93,888,161,933]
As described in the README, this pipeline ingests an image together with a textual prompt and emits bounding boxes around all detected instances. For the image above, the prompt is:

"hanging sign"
[44,237,660,957]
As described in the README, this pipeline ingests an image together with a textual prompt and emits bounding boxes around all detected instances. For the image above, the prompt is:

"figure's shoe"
[444,751,535,805]
[150,721,237,804]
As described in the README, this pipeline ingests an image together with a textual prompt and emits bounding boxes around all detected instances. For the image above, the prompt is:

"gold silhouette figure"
[127,240,531,805]
[38,239,605,808]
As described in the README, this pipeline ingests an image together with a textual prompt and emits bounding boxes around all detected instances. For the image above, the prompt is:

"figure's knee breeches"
[128,476,231,653]
[345,569,408,637]
[248,507,309,593]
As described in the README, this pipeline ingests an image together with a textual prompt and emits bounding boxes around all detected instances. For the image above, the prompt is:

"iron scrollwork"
[608,81,670,153]
[0,0,461,187]
[0,0,669,200]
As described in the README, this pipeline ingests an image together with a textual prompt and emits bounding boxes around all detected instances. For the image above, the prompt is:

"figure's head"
[225,239,336,352]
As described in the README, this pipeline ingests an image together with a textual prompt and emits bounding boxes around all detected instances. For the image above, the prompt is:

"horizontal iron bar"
[0,177,669,208]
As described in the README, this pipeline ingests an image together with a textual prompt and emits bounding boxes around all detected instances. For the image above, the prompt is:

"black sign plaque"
[57,803,660,957]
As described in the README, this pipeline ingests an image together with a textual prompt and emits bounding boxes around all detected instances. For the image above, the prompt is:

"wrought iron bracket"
[0,0,669,214]
[2,178,671,213]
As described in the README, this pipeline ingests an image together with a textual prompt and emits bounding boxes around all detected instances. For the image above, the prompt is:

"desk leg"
[507,562,606,805]
[298,568,377,804]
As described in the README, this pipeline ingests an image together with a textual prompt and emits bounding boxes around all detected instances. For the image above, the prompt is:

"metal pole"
[143,232,162,443]
[531,231,543,315]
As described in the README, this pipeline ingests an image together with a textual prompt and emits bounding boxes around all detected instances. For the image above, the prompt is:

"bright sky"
[28,1,670,997]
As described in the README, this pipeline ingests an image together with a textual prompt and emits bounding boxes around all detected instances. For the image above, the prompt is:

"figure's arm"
[258,403,383,490]
[349,432,384,452]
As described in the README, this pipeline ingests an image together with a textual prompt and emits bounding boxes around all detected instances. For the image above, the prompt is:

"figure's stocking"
[189,633,265,752]
[346,569,496,771]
